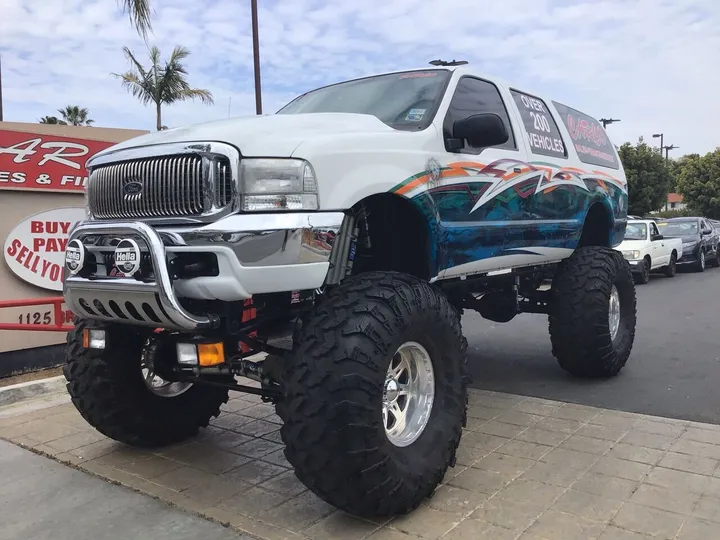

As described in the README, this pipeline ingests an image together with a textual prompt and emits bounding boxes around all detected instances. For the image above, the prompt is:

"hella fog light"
[176,343,198,365]
[65,239,86,276]
[82,329,106,349]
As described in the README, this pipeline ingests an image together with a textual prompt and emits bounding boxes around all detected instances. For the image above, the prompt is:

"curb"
[0,376,67,408]
[0,344,64,379]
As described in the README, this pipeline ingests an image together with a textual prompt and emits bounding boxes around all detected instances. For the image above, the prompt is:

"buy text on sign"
[3,207,88,292]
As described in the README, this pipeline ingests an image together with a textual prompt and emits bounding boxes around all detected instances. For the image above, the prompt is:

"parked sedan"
[655,217,720,272]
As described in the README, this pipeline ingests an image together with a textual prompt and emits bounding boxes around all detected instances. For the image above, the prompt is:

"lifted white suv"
[63,61,636,517]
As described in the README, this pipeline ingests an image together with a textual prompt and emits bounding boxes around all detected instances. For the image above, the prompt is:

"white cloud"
[1,0,718,155]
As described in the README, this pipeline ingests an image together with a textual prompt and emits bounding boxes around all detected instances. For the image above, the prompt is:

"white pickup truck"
[617,219,683,284]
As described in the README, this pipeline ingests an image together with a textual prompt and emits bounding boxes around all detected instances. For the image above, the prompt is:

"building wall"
[0,121,147,146]
[0,122,148,354]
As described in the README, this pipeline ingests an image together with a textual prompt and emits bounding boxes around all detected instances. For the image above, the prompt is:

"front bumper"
[63,212,344,332]
[677,245,700,264]
[626,259,644,272]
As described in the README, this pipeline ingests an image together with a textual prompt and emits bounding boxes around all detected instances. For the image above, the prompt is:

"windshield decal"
[405,108,426,121]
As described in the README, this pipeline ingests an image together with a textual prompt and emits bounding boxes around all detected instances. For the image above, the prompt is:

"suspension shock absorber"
[345,221,360,277]
[326,213,355,284]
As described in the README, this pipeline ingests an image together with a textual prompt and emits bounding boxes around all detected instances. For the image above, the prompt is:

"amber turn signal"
[197,342,225,366]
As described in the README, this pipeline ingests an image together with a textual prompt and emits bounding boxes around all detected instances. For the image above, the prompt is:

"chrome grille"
[214,159,233,208]
[88,155,234,219]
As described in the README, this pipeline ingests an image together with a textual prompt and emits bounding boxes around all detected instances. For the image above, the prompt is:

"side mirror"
[702,229,712,236]
[452,113,509,149]
[652,234,664,241]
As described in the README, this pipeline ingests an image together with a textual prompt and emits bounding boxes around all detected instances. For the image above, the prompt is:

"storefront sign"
[0,130,116,193]
[3,207,87,291]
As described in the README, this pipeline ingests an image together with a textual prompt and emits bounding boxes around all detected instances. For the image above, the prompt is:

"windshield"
[625,223,647,240]
[277,69,450,131]
[656,220,698,236]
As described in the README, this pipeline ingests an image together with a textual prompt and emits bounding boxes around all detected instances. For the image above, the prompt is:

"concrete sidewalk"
[2,385,720,540]
[0,439,251,540]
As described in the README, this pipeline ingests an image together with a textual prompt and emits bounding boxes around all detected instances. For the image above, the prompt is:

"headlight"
[622,250,640,260]
[241,158,318,211]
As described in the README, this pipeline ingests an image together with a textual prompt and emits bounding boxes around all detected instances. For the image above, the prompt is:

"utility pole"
[0,54,4,122]
[664,144,678,162]
[251,0,262,115]
[599,118,620,128]
[653,133,664,155]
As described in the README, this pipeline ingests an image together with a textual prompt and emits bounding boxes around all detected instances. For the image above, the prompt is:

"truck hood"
[616,239,645,251]
[93,113,397,160]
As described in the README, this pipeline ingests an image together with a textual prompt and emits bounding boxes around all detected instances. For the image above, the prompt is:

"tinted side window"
[552,101,620,169]
[444,77,516,152]
[651,223,659,236]
[510,89,566,159]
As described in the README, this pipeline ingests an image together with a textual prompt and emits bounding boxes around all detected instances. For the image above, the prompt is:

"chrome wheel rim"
[608,285,621,341]
[701,251,706,268]
[382,341,435,447]
[141,346,192,398]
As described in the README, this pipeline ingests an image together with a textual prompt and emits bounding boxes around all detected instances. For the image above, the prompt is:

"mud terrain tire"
[277,272,468,518]
[635,257,650,284]
[64,318,229,447]
[549,246,637,378]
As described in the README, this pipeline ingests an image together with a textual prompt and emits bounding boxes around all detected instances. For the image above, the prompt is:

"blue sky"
[1,0,719,155]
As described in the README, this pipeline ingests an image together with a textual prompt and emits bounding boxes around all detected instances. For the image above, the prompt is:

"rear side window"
[443,77,516,152]
[552,101,620,169]
[510,89,566,159]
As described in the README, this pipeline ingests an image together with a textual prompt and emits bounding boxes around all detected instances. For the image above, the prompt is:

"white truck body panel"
[89,65,628,278]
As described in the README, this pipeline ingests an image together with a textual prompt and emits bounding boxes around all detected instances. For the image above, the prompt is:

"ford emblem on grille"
[123,181,143,195]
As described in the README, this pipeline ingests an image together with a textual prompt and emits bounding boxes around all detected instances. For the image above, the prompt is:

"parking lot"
[466,264,720,425]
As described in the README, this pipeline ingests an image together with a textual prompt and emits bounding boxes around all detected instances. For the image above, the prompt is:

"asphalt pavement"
[0,440,251,540]
[465,265,720,424]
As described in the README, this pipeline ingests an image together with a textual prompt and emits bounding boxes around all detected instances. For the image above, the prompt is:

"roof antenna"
[429,59,468,66]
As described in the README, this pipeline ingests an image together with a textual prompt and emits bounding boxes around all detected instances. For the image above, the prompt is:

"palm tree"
[39,116,68,125]
[113,46,214,131]
[57,105,94,126]
[120,0,152,37]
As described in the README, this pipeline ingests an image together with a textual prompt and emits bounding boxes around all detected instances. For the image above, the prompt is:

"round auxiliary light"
[114,238,142,276]
[65,239,86,276]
